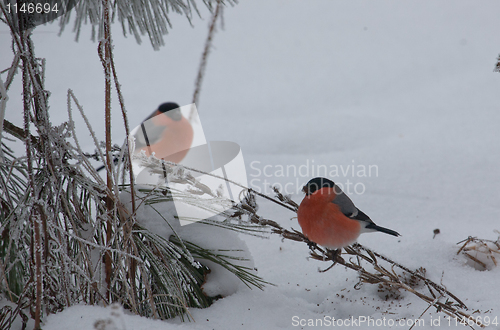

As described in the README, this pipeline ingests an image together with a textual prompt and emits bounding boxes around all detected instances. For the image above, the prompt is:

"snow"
[120,188,256,298]
[120,187,179,239]
[2,0,500,329]
[177,222,256,297]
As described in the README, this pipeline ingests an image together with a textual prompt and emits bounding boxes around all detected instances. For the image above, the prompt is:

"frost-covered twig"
[67,90,106,183]
[136,153,297,212]
[99,0,114,300]
[191,0,223,120]
[0,51,21,91]
[108,38,136,213]
[0,76,8,160]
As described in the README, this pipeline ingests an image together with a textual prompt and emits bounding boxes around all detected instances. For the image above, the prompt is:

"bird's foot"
[307,240,318,251]
[326,248,342,261]
[318,249,343,272]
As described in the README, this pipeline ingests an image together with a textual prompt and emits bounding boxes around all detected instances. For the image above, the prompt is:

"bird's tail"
[365,223,400,237]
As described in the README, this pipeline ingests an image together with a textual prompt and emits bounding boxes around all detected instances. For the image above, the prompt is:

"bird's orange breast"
[297,190,362,249]
[142,116,194,163]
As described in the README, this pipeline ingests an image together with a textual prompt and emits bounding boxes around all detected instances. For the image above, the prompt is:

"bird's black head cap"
[302,177,335,196]
[158,102,182,121]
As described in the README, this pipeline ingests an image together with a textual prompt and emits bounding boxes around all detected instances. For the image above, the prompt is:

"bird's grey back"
[331,184,358,218]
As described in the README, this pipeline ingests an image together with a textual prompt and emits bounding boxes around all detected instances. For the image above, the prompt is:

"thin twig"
[98,0,114,300]
[137,155,298,212]
[190,0,223,120]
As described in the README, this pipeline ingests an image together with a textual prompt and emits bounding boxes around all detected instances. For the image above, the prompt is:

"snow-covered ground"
[2,1,500,329]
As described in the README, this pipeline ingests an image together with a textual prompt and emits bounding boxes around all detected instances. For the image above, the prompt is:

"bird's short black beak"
[302,185,309,195]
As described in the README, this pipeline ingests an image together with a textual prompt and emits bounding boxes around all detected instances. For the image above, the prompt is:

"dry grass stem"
[457,234,500,271]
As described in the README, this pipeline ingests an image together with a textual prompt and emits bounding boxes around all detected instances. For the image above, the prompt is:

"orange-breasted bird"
[297,177,400,249]
[133,102,194,164]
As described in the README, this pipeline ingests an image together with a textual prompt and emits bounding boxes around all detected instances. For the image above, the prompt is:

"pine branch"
[2,0,254,324]
[56,0,238,50]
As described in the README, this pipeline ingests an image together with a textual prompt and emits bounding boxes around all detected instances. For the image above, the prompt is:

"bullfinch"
[133,102,194,163]
[96,102,193,172]
[297,177,399,249]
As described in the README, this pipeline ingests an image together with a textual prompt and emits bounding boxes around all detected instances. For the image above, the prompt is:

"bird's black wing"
[332,187,400,236]
[350,208,374,223]
[331,185,376,224]
[355,208,400,236]
[331,185,360,218]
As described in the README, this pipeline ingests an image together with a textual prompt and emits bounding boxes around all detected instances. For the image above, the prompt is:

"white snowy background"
[1,0,500,329]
